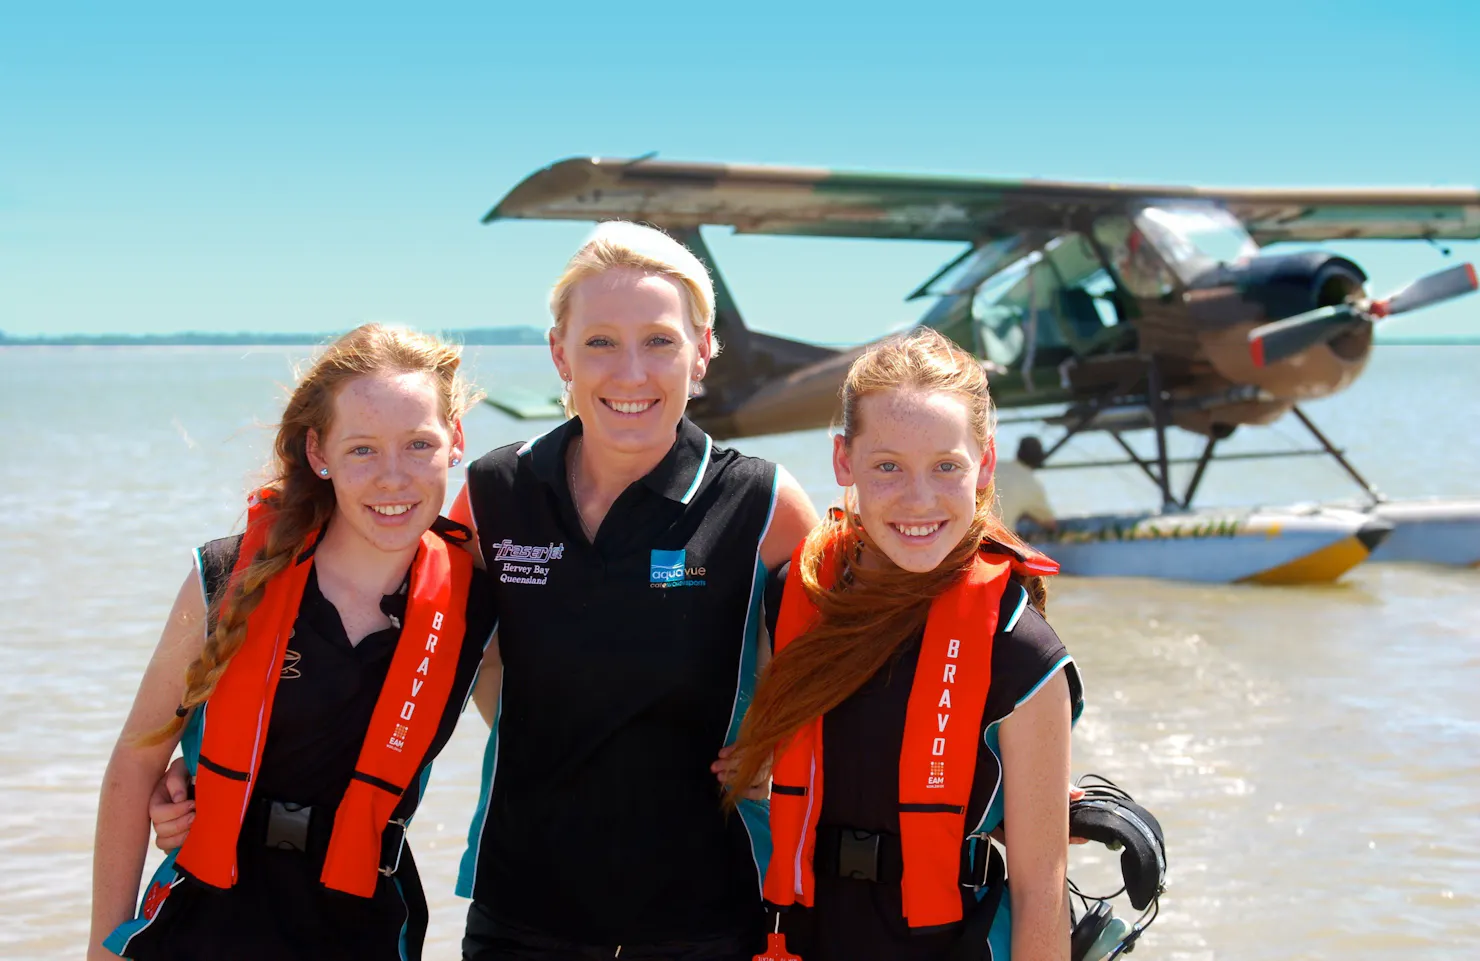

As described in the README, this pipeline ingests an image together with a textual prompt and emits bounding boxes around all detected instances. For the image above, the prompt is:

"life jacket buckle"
[379,817,409,877]
[836,828,884,882]
[264,801,313,853]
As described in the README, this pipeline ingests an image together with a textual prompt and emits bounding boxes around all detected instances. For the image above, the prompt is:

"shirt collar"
[525,416,714,505]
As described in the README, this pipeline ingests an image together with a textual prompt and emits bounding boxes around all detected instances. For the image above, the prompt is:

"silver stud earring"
[451,456,462,468]
[319,467,330,477]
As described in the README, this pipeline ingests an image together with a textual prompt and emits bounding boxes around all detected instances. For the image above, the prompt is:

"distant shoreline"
[1,330,1473,348]
[0,326,549,347]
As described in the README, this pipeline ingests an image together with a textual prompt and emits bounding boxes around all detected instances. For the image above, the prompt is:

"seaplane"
[479,156,1480,584]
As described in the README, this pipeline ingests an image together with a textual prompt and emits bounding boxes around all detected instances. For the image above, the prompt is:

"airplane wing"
[486,156,1480,244]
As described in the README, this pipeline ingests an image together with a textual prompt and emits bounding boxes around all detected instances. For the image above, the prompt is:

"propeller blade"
[1247,304,1362,368]
[1376,262,1478,317]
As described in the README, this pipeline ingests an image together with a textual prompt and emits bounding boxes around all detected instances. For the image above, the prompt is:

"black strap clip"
[836,829,884,882]
[265,801,313,853]
[962,835,1007,890]
[379,817,409,877]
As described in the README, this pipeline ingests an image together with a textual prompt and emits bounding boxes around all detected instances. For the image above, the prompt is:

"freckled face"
[833,390,991,573]
[550,267,711,457]
[306,372,462,554]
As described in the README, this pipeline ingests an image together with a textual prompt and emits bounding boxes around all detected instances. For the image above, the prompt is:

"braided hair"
[140,324,479,744]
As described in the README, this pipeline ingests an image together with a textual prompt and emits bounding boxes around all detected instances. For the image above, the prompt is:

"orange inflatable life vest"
[763,532,1056,929]
[175,493,473,898]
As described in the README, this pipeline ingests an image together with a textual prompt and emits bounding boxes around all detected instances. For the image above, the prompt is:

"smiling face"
[550,266,711,456]
[305,370,463,555]
[833,388,992,573]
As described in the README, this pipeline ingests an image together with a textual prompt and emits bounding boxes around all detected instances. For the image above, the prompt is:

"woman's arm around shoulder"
[759,465,819,571]
[89,569,208,960]
[469,636,501,728]
[1000,666,1073,961]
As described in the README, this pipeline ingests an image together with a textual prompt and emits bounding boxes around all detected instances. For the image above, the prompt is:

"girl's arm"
[89,570,207,960]
[999,668,1073,961]
[711,468,808,796]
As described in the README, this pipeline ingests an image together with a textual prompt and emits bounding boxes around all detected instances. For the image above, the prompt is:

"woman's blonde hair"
[549,221,718,341]
[143,324,480,744]
[725,327,1049,808]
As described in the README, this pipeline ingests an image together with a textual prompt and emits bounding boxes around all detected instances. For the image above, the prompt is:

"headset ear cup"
[1070,798,1166,910]
[1069,901,1114,961]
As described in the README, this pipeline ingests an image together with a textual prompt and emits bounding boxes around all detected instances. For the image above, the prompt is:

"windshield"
[1135,204,1259,277]
[968,233,1128,367]
[922,234,1036,297]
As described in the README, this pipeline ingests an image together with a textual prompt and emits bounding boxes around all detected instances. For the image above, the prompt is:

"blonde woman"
[93,326,497,961]
[450,222,818,960]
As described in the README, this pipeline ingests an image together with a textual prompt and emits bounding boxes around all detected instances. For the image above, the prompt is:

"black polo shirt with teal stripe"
[458,416,779,946]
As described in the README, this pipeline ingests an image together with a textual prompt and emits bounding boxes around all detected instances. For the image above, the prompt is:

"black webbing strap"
[946,841,1007,961]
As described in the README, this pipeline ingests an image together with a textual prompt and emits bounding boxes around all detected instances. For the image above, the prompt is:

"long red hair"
[724,327,1048,807]
[140,324,479,745]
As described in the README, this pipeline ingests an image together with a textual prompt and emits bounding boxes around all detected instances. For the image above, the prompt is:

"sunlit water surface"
[2,345,1476,960]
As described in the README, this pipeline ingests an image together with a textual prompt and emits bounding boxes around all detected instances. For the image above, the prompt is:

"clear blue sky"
[3,1,1478,343]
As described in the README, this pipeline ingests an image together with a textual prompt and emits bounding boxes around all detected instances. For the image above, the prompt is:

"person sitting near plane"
[90,325,497,961]
[995,435,1057,533]
[724,328,1083,961]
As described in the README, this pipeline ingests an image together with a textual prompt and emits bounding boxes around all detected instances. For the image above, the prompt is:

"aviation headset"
[1067,775,1167,961]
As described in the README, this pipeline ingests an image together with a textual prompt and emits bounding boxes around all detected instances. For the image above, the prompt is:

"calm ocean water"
[1,344,1477,960]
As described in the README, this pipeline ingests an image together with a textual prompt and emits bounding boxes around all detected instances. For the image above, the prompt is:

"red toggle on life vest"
[175,493,473,897]
[764,532,1055,929]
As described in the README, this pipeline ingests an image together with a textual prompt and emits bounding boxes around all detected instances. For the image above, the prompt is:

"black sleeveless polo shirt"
[457,416,779,946]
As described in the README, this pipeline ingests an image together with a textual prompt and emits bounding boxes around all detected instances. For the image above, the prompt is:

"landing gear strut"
[1021,357,1384,511]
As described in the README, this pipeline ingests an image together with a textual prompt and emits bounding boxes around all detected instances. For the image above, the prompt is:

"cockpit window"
[1093,214,1179,298]
[1133,204,1260,280]
[921,234,1036,297]
[969,234,1131,368]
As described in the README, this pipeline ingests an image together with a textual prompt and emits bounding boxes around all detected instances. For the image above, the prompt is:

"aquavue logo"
[494,538,564,585]
[649,549,706,589]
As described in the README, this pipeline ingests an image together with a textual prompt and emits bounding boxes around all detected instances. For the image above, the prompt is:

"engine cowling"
[1202,253,1372,401]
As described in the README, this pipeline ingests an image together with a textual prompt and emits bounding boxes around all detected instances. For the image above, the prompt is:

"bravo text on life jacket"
[927,637,962,788]
[389,609,446,752]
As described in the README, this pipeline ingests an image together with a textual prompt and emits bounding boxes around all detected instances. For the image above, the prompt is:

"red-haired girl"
[728,327,1083,961]
[90,325,497,961]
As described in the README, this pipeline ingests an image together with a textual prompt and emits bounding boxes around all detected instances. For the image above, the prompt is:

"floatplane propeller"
[1248,262,1478,368]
